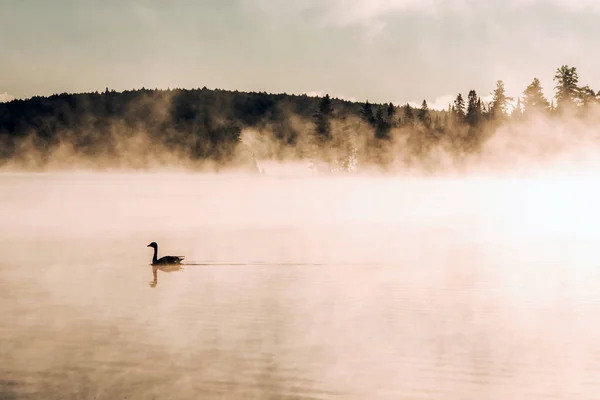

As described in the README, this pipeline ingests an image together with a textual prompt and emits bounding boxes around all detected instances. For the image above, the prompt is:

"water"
[2,172,600,399]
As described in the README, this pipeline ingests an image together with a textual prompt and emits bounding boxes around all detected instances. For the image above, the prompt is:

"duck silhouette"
[147,242,185,266]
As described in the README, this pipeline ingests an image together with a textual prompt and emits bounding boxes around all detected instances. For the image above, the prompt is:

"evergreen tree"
[466,90,481,125]
[386,102,396,128]
[375,108,384,123]
[522,77,549,114]
[490,80,513,119]
[360,101,376,126]
[375,107,390,139]
[403,103,414,125]
[578,85,597,108]
[418,100,430,125]
[313,94,333,141]
[386,102,396,119]
[553,65,579,111]
[454,93,465,122]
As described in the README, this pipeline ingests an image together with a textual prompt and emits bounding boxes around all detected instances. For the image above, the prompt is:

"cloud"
[246,0,600,41]
[313,0,600,33]
[129,2,159,26]
[320,0,436,28]
[513,0,600,12]
[243,0,325,24]
[0,92,15,103]
[244,0,439,33]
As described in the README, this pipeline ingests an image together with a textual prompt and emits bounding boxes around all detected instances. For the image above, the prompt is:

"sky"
[1,0,600,109]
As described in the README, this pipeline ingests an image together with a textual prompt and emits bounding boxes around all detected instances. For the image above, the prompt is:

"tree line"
[310,64,600,171]
[0,64,597,171]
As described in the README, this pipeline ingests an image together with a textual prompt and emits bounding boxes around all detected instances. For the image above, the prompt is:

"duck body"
[154,255,184,266]
[147,242,184,266]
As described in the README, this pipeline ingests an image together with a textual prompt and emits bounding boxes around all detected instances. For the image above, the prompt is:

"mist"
[1,81,600,180]
[3,164,600,399]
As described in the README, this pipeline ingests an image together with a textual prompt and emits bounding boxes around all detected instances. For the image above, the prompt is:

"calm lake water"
[2,171,600,399]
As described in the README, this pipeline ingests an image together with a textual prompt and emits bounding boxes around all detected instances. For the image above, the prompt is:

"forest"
[0,64,598,173]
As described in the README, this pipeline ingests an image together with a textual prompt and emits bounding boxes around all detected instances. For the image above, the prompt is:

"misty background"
[0,65,599,175]
[2,0,600,103]
[2,1,600,174]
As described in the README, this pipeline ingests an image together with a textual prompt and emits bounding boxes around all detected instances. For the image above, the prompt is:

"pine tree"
[418,100,430,125]
[386,102,396,128]
[360,101,376,126]
[454,93,465,122]
[313,94,333,141]
[466,90,481,125]
[386,102,396,118]
[553,65,579,111]
[522,77,549,114]
[578,85,597,108]
[490,80,513,119]
[375,107,390,139]
[403,103,414,125]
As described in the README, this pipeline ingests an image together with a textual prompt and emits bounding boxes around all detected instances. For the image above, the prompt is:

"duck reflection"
[149,264,184,288]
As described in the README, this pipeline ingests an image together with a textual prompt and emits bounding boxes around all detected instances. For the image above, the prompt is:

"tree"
[386,102,396,128]
[578,85,597,109]
[490,80,513,119]
[313,94,333,141]
[418,100,430,125]
[522,77,549,114]
[454,93,465,122]
[360,101,376,126]
[466,90,481,125]
[375,107,390,139]
[553,65,579,111]
[386,102,396,119]
[375,108,384,122]
[403,103,414,125]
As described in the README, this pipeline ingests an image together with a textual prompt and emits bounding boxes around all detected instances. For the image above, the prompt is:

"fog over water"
[2,170,600,399]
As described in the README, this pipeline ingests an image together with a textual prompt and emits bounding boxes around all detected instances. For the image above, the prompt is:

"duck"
[147,242,185,266]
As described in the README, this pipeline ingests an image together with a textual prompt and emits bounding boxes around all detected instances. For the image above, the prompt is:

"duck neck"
[152,246,158,264]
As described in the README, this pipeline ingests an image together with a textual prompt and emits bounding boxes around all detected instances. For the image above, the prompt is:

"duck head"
[147,242,158,249]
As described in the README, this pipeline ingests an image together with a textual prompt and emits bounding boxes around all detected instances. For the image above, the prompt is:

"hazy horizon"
[2,0,600,109]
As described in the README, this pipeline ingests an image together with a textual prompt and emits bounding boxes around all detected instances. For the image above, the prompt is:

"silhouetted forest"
[1,64,599,172]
